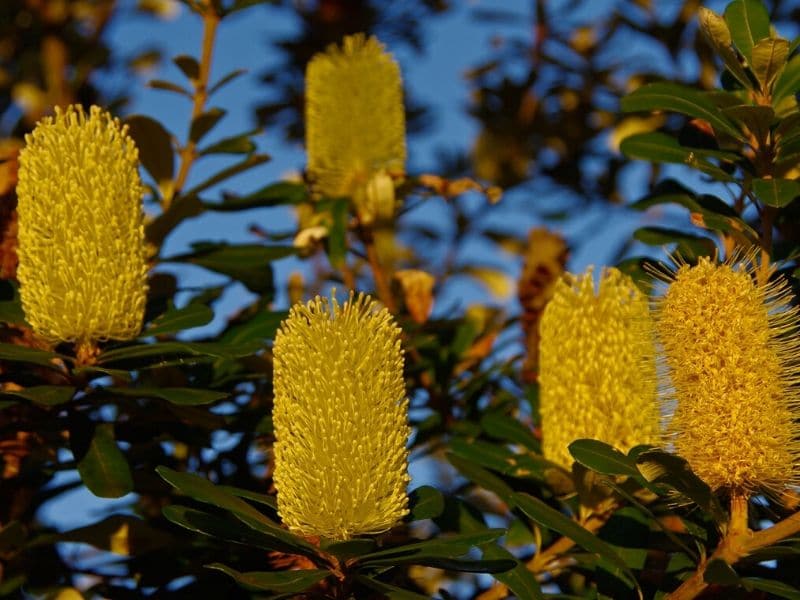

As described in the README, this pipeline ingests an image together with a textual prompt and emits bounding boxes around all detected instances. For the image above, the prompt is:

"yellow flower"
[272,292,410,540]
[16,105,148,348]
[656,257,799,493]
[539,267,660,468]
[305,34,405,224]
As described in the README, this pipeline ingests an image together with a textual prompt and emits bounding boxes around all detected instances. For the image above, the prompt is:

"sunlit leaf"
[724,0,771,61]
[621,83,745,141]
[752,177,800,207]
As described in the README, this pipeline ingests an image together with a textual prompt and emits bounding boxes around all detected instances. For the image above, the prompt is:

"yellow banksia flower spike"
[16,105,148,354]
[539,267,661,468]
[305,34,406,224]
[272,292,410,540]
[656,256,800,494]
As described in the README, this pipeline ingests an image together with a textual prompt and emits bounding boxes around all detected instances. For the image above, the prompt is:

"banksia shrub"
[16,105,148,351]
[305,34,405,224]
[656,257,799,494]
[539,267,660,468]
[272,292,410,540]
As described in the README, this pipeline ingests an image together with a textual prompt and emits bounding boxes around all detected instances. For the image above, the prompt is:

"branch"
[172,2,220,205]
[666,492,750,600]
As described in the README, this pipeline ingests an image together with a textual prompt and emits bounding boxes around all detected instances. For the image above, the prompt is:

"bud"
[539,267,660,468]
[656,257,799,493]
[272,292,410,540]
[16,105,148,347]
[305,34,405,224]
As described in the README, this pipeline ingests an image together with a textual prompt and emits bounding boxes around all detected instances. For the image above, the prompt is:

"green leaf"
[0,281,25,325]
[98,340,261,364]
[173,54,199,80]
[481,413,538,449]
[446,452,514,503]
[752,177,800,207]
[77,423,134,499]
[144,302,214,336]
[217,485,277,509]
[635,449,727,523]
[209,68,247,95]
[185,154,270,196]
[1,385,75,407]
[125,115,175,188]
[109,386,228,406]
[751,37,789,90]
[148,79,192,97]
[633,226,717,260]
[200,132,258,156]
[220,310,287,345]
[620,132,737,181]
[512,492,639,591]
[190,108,226,143]
[210,182,307,211]
[145,194,205,247]
[722,104,773,142]
[156,466,318,557]
[484,545,544,599]
[387,556,515,573]
[0,343,63,368]
[621,83,744,141]
[724,0,771,62]
[408,486,445,521]
[703,558,740,585]
[568,439,640,478]
[206,563,329,593]
[320,538,376,559]
[163,505,288,550]
[327,198,348,269]
[167,243,294,293]
[743,578,800,599]
[359,529,505,562]
[631,183,759,243]
[774,54,800,103]
[355,576,430,600]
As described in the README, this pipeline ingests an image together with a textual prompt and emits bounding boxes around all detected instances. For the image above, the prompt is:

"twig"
[357,223,397,313]
[666,492,751,600]
[171,2,220,207]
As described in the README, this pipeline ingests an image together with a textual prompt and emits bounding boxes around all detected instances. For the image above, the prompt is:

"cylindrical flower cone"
[656,257,799,494]
[539,267,661,468]
[272,292,410,541]
[16,105,148,355]
[305,34,406,224]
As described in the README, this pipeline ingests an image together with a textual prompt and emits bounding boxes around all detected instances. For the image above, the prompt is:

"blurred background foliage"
[1,0,800,598]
